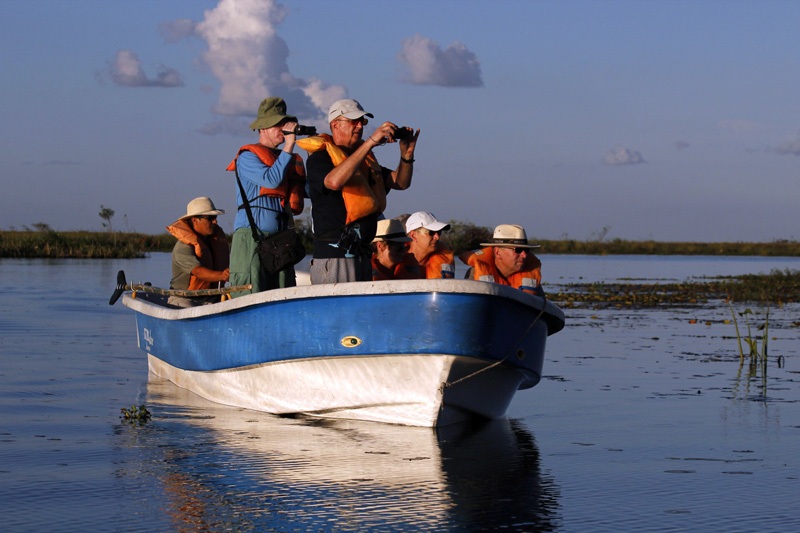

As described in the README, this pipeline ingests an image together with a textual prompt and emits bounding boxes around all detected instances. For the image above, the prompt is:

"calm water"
[2,254,800,531]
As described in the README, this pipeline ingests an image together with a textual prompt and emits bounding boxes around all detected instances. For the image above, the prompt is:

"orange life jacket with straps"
[226,144,306,215]
[459,247,543,295]
[371,253,423,281]
[296,134,386,224]
[166,219,230,291]
[419,247,455,279]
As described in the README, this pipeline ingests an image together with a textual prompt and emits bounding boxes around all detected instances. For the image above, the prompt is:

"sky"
[2,0,800,243]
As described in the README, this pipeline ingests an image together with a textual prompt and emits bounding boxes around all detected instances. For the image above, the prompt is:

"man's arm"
[386,129,419,191]
[190,266,230,283]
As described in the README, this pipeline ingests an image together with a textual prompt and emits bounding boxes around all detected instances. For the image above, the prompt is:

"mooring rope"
[440,297,548,392]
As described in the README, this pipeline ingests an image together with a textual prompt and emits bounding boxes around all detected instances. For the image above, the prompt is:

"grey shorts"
[309,256,372,284]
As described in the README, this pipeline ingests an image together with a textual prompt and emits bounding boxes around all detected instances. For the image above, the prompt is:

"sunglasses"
[419,228,442,237]
[335,117,368,126]
[197,215,217,221]
[387,241,408,250]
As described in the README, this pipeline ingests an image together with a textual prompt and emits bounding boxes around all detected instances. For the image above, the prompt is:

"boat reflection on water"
[123,377,560,530]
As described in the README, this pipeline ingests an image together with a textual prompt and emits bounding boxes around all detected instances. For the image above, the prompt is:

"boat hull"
[125,279,565,427]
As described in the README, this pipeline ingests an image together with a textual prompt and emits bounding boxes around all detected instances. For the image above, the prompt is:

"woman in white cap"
[165,197,230,307]
[459,224,544,297]
[370,219,422,281]
[405,211,455,279]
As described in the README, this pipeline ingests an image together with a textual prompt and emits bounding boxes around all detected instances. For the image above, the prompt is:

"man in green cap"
[226,97,307,295]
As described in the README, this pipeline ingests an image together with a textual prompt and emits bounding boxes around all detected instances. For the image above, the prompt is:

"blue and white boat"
[122,278,565,427]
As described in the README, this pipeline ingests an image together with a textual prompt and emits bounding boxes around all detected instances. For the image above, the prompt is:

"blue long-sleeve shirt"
[233,149,294,233]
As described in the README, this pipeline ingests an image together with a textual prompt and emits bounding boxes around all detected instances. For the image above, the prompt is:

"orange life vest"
[371,253,422,281]
[419,247,455,279]
[166,219,230,291]
[226,144,306,215]
[459,247,542,295]
[296,134,386,224]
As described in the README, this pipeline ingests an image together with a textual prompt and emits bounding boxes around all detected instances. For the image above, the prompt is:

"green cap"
[249,97,297,131]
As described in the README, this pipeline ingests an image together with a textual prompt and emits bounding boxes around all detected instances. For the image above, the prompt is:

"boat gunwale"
[123,279,565,334]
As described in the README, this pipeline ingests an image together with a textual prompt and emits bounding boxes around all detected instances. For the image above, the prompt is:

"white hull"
[149,351,526,427]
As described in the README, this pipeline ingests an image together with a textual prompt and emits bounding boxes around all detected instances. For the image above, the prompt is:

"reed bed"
[0,231,175,259]
[550,269,800,309]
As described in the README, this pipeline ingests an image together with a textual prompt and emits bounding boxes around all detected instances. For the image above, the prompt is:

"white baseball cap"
[405,211,450,233]
[328,99,374,123]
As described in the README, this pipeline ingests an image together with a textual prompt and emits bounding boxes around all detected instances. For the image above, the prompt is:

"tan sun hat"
[480,224,540,249]
[250,97,297,130]
[371,219,412,243]
[181,197,225,220]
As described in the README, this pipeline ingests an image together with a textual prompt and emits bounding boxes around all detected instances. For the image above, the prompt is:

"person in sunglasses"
[459,224,544,297]
[165,196,230,307]
[297,99,420,284]
[370,218,421,281]
[405,211,455,279]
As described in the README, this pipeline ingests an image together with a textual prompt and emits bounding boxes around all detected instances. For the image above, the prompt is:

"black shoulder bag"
[235,164,306,275]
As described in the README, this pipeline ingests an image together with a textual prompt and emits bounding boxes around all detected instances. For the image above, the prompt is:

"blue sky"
[2,0,800,242]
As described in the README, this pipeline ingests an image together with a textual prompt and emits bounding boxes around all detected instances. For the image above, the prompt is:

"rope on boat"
[440,299,548,392]
[109,269,251,305]
[127,283,252,297]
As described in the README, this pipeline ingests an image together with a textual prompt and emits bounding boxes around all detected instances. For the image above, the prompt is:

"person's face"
[331,116,367,149]
[377,240,407,266]
[493,246,527,276]
[262,121,288,147]
[411,228,441,254]
[190,215,217,237]
[386,240,408,265]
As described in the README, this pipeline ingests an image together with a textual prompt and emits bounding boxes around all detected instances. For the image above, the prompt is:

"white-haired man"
[297,99,419,284]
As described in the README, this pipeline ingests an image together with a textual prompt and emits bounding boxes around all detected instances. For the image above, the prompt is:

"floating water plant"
[726,297,770,369]
[120,404,151,424]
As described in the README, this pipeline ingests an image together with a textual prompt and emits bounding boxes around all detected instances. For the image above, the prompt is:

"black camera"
[284,125,317,136]
[393,127,414,141]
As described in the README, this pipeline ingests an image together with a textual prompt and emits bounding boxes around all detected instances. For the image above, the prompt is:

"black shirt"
[306,150,391,258]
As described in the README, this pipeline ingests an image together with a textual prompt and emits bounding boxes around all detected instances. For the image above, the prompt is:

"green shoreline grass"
[3,229,798,305]
[4,227,800,259]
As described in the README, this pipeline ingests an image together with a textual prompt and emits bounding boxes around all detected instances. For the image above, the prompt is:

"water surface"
[1,255,799,531]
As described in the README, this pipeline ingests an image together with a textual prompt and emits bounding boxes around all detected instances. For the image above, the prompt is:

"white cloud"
[604,146,645,166]
[106,50,183,88]
[188,0,343,129]
[397,34,482,87]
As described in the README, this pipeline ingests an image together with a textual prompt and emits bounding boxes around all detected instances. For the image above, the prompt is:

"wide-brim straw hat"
[181,197,225,219]
[250,97,297,130]
[480,224,540,249]
[371,219,412,243]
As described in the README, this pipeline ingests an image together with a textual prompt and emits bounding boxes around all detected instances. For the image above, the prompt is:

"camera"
[283,125,317,136]
[393,127,414,141]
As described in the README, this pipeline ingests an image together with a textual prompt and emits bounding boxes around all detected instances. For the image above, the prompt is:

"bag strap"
[234,163,296,244]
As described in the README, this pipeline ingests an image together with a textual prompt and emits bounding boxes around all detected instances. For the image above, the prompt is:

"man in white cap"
[370,218,421,280]
[165,197,230,307]
[297,99,420,284]
[459,224,544,297]
[405,211,455,279]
